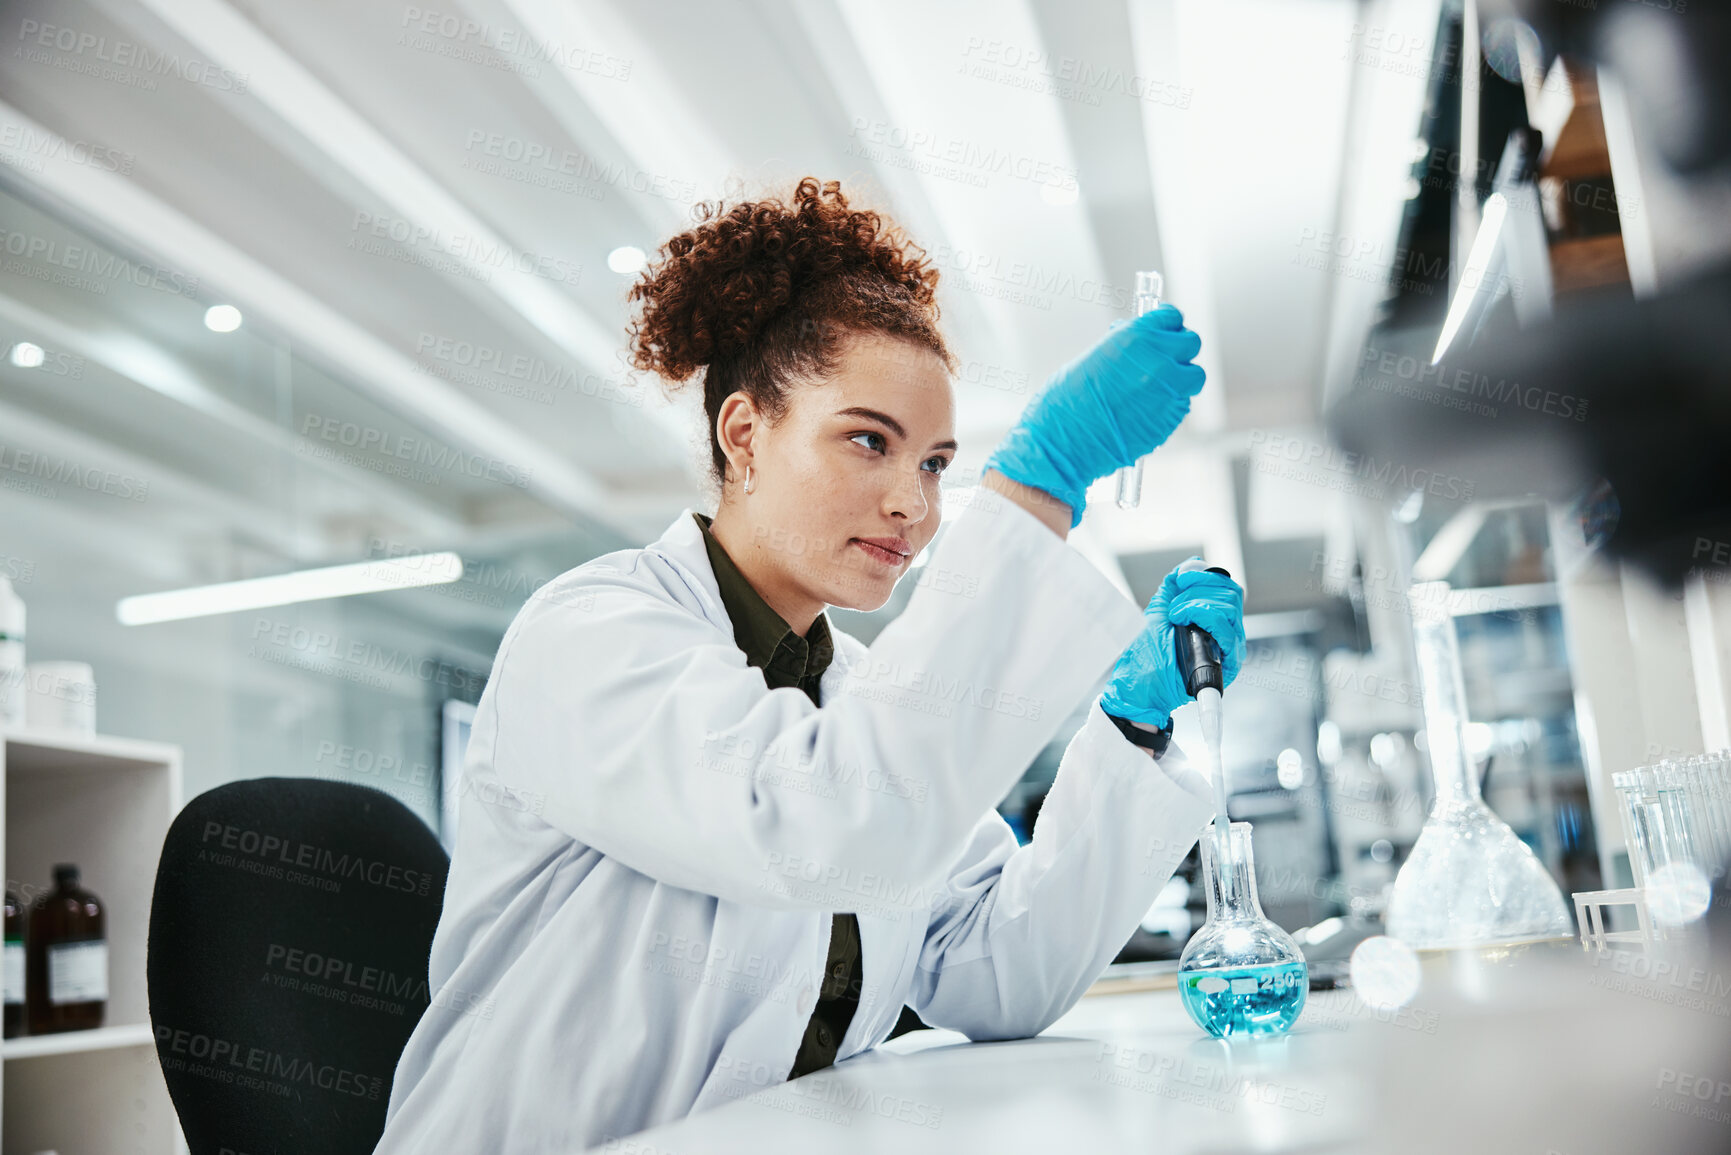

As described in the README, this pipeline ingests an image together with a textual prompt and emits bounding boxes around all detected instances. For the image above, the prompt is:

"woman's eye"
[922,456,950,475]
[849,432,886,453]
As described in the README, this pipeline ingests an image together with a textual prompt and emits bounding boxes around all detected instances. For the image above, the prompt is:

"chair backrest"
[148,778,448,1155]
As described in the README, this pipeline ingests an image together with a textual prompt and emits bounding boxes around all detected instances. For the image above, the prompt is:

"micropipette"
[1172,558,1231,841]
[1113,270,1164,509]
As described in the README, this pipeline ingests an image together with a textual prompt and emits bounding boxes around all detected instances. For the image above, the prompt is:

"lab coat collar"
[647,508,728,631]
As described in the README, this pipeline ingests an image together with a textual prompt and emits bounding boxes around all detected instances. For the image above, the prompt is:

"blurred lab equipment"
[1385,583,1572,948]
[1177,822,1308,1039]
[1333,3,1731,587]
[1608,754,1729,933]
[1114,269,1164,509]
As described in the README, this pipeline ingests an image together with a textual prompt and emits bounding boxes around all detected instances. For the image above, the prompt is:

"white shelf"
[1,726,180,771]
[2,728,183,1154]
[4,1022,155,1061]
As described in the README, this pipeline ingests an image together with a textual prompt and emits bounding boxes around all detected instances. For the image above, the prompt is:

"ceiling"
[0,0,1443,639]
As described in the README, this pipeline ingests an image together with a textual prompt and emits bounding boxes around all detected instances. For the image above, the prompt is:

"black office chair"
[148,779,449,1155]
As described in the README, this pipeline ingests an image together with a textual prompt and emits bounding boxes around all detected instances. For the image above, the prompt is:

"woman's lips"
[851,537,910,567]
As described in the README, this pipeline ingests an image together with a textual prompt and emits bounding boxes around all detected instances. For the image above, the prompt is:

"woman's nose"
[885,464,930,524]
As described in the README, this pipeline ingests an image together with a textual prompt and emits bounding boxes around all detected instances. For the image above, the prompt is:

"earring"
[743,465,754,495]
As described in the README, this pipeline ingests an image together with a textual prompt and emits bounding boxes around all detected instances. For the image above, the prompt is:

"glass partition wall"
[0,179,624,833]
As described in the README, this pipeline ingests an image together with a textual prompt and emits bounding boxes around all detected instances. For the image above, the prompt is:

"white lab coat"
[373,488,1215,1155]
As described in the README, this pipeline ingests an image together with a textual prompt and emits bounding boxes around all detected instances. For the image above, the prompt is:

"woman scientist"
[374,178,1244,1154]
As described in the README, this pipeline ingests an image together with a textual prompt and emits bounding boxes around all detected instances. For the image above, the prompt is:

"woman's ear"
[714,391,758,487]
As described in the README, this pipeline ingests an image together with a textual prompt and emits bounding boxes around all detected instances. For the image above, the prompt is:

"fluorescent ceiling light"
[8,341,44,367]
[607,246,647,274]
[117,552,464,625]
[204,304,243,332]
[1431,193,1509,365]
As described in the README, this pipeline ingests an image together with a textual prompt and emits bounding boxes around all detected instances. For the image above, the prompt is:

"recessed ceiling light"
[607,246,647,275]
[8,342,45,368]
[204,304,243,333]
[1040,182,1079,206]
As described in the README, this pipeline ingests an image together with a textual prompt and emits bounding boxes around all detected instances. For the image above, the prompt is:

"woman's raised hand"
[983,306,1204,527]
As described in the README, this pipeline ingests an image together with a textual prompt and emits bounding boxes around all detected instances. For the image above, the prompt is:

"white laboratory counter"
[602,941,1730,1155]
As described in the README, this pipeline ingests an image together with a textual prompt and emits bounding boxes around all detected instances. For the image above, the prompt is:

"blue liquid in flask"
[1176,823,1309,1040]
[1178,962,1308,1039]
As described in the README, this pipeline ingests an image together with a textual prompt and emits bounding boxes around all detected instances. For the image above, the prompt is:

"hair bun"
[627,177,939,382]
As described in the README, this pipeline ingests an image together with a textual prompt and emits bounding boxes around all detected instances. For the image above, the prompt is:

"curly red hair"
[627,177,952,484]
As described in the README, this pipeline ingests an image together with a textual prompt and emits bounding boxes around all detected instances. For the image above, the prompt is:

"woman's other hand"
[1099,561,1245,728]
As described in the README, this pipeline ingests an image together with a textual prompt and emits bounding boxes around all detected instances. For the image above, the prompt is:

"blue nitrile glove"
[1099,561,1246,729]
[983,305,1204,527]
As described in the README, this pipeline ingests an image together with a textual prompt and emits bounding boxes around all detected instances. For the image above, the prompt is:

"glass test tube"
[1703,753,1731,874]
[1701,752,1730,875]
[1114,269,1164,510]
[1613,772,1651,888]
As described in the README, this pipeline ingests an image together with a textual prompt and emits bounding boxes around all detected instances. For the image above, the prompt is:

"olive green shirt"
[692,514,861,1079]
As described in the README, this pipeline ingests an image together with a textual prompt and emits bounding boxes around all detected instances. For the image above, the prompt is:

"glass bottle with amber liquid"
[27,865,106,1034]
[4,886,24,1037]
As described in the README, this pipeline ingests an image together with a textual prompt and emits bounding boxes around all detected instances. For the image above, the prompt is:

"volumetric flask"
[1177,821,1308,1039]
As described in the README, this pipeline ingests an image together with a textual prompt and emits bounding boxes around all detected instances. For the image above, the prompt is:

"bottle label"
[3,941,22,1005]
[0,641,25,729]
[47,940,108,1005]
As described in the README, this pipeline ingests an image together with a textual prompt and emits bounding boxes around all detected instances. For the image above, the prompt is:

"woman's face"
[716,332,956,617]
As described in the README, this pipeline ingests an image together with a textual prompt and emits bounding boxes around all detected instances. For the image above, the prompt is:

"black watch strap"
[1105,710,1173,757]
